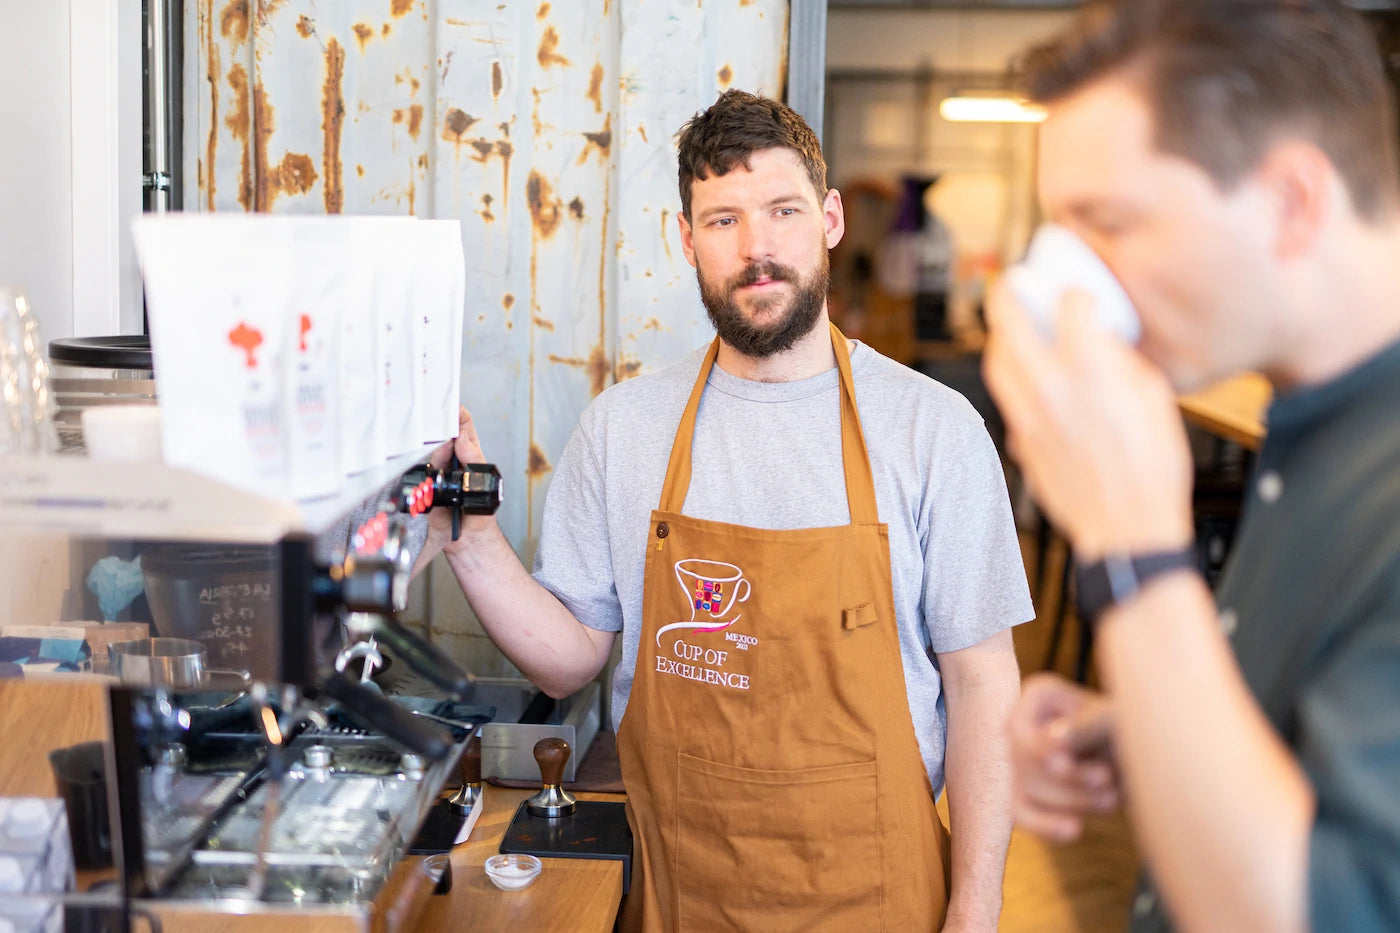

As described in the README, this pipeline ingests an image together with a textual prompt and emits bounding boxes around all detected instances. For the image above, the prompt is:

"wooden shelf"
[1178,373,1271,450]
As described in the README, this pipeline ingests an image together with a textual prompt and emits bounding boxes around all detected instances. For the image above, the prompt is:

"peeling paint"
[578,113,612,165]
[294,14,313,37]
[252,78,274,210]
[491,61,504,100]
[353,22,374,51]
[261,152,318,208]
[502,294,515,310]
[537,27,569,68]
[391,0,415,16]
[442,108,479,141]
[480,193,495,222]
[527,444,552,478]
[586,344,609,397]
[204,0,218,210]
[393,104,423,139]
[255,0,288,27]
[321,37,345,213]
[568,196,584,220]
[586,63,604,113]
[615,357,642,382]
[221,0,249,45]
[527,171,561,239]
[718,64,733,88]
[225,64,253,211]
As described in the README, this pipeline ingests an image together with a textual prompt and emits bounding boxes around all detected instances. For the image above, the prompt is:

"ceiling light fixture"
[938,95,1047,124]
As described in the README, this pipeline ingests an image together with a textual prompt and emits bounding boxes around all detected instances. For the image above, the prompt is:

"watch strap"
[1075,547,1197,622]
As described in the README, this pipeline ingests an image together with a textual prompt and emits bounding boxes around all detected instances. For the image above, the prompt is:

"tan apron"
[617,323,950,932]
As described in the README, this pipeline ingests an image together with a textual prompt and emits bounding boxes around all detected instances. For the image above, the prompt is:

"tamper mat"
[499,799,633,893]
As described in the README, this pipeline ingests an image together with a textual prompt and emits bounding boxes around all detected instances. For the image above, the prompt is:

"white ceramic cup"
[1004,223,1141,344]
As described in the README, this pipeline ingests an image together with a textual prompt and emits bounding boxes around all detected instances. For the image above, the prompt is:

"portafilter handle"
[526,737,576,819]
[447,733,482,815]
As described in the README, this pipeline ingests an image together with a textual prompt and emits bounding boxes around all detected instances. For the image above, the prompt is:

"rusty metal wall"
[184,0,789,564]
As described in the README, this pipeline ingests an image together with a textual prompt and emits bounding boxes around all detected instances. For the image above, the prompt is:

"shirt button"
[1258,470,1284,504]
[1219,608,1239,637]
[1134,890,1157,917]
[656,522,669,539]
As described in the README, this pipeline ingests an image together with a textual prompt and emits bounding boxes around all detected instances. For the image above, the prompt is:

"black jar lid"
[48,336,152,369]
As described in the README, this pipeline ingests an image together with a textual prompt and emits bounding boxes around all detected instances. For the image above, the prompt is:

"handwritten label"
[194,581,274,668]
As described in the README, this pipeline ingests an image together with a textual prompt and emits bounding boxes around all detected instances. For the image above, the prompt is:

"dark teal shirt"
[1133,337,1400,932]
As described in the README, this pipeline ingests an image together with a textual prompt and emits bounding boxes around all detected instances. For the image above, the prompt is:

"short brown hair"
[676,90,827,218]
[1018,0,1400,221]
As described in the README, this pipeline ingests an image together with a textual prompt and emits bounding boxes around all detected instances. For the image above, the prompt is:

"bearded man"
[433,90,1031,932]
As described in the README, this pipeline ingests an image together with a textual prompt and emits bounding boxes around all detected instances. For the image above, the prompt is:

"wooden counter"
[1178,372,1271,450]
[417,787,625,932]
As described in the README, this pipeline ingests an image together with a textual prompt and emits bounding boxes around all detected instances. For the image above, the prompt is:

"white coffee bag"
[133,215,292,500]
[287,218,344,499]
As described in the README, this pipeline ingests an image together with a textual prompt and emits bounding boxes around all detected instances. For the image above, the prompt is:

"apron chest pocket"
[675,752,884,932]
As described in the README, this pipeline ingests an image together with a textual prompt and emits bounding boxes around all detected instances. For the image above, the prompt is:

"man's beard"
[697,252,830,359]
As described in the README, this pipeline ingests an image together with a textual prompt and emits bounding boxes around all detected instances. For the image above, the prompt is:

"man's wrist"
[439,519,501,568]
[1071,519,1193,564]
[942,902,1000,933]
[1074,546,1198,623]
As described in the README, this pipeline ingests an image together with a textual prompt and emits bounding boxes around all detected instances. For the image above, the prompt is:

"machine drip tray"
[499,799,632,893]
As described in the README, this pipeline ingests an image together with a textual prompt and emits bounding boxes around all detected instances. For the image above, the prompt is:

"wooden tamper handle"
[448,733,483,814]
[526,737,577,818]
[459,733,482,784]
[534,737,570,786]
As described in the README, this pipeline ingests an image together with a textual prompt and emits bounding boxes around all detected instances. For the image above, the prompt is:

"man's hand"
[426,407,498,556]
[1007,673,1120,843]
[982,282,1194,561]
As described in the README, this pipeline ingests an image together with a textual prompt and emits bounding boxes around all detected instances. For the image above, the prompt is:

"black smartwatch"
[1074,547,1198,622]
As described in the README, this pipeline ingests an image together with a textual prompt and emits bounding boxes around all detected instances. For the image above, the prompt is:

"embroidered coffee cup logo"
[655,558,751,646]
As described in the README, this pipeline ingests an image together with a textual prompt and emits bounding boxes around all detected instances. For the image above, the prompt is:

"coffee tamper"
[526,737,576,818]
[447,733,483,815]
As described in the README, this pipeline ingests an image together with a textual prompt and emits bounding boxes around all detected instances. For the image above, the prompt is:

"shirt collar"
[1266,335,1400,441]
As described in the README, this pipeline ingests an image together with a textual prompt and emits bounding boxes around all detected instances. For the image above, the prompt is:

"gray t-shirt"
[532,340,1034,792]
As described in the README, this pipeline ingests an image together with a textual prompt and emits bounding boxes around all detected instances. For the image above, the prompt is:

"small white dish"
[484,853,542,892]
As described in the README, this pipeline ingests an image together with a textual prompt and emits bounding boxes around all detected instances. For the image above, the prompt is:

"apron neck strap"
[658,322,880,525]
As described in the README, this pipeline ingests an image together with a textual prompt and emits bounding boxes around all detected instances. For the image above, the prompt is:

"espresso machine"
[0,454,502,932]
